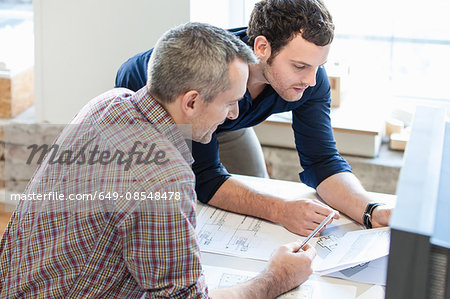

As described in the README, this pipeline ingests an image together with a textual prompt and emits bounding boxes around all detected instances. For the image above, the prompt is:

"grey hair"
[147,22,258,104]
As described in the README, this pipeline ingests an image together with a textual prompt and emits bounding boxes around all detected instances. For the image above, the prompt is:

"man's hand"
[264,241,316,295]
[210,178,339,237]
[317,172,394,228]
[210,241,316,299]
[371,205,392,227]
[276,198,339,236]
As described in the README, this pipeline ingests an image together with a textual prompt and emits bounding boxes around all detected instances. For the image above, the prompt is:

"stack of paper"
[196,205,390,280]
[326,256,388,286]
[312,227,390,275]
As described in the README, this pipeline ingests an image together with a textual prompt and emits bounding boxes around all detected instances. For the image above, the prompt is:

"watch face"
[363,209,374,229]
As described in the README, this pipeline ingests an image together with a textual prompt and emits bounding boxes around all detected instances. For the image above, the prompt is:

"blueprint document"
[312,227,390,275]
[196,205,299,260]
[196,205,390,275]
[202,265,357,298]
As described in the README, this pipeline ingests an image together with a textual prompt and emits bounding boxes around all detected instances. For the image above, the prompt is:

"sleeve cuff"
[195,167,231,204]
[299,155,352,188]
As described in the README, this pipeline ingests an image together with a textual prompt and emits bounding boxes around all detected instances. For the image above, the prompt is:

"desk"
[198,175,396,298]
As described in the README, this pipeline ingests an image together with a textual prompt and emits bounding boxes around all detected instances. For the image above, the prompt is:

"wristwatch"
[363,203,384,229]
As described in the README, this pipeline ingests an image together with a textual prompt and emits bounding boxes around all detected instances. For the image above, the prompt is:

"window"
[324,0,450,107]
[0,0,33,75]
[192,0,450,115]
[190,0,248,29]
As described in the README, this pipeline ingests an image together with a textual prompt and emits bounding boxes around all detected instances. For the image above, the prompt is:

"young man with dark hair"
[115,0,392,237]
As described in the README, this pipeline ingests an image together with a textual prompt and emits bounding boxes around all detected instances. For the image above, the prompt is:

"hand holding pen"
[298,210,336,251]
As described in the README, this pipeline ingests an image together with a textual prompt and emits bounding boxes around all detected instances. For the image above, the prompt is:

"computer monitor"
[386,106,450,299]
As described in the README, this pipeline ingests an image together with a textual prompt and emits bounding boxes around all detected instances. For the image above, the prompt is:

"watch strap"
[363,202,384,229]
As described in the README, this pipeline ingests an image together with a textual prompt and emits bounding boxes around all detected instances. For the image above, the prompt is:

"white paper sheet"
[196,205,299,260]
[278,280,357,299]
[202,264,257,289]
[325,256,388,286]
[202,265,357,299]
[313,227,390,275]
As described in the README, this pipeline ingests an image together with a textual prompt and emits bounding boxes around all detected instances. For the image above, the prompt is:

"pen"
[298,211,335,251]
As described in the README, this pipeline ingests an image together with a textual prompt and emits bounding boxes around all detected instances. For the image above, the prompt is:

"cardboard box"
[329,75,343,108]
[327,62,349,108]
[254,110,384,158]
[0,67,34,118]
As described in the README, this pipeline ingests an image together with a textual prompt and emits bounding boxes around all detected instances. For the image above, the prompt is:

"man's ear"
[253,35,271,62]
[180,90,202,118]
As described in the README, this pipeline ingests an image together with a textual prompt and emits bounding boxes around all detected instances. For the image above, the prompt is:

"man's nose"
[304,67,317,87]
[227,102,239,120]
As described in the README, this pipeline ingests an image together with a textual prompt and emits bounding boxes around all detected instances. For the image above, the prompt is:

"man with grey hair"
[0,22,315,298]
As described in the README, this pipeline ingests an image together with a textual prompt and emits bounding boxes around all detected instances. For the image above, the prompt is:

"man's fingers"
[311,198,337,213]
[309,210,336,226]
[282,241,304,252]
[310,213,330,225]
[309,198,340,219]
[310,202,334,217]
[300,244,317,260]
[282,241,318,257]
[333,211,340,219]
[311,198,329,207]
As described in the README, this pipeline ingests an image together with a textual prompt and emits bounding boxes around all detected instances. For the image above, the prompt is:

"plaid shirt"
[0,87,208,298]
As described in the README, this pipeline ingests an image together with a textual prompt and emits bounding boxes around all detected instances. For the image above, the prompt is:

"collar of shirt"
[132,87,193,165]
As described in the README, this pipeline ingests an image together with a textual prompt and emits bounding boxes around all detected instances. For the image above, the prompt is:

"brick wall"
[0,123,62,206]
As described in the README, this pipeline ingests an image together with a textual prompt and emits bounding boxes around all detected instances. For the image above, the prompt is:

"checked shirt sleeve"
[117,182,209,298]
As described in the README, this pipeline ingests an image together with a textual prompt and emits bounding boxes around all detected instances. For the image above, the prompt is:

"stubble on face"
[262,60,307,102]
[193,117,221,144]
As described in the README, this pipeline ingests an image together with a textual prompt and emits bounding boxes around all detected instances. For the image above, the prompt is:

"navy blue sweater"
[115,28,351,204]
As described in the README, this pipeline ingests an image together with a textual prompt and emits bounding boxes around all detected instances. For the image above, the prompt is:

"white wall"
[34,0,189,123]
